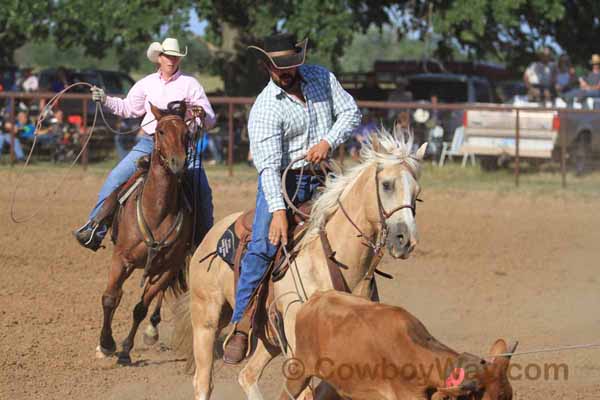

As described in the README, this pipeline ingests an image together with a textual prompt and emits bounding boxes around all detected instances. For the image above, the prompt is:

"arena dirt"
[1,168,599,399]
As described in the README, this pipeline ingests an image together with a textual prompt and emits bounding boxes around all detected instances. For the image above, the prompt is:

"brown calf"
[281,291,518,400]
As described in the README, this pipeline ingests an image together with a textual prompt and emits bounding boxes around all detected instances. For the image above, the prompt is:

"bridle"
[337,158,422,252]
[153,114,190,170]
[137,113,194,286]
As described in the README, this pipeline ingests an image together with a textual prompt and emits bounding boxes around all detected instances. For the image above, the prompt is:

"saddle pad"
[216,221,240,267]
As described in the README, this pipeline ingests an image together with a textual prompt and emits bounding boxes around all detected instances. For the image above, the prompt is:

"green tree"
[0,0,51,65]
[396,1,565,69]
[50,0,191,72]
[545,1,600,68]
[193,0,398,95]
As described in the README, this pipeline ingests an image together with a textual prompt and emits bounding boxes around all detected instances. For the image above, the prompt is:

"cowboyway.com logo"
[281,357,569,384]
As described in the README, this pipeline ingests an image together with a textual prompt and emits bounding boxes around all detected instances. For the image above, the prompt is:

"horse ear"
[415,142,428,160]
[490,339,518,365]
[149,102,164,121]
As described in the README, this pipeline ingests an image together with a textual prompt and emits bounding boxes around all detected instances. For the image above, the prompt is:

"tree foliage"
[396,0,565,67]
[5,0,600,95]
[192,0,397,94]
[0,0,51,65]
[50,0,191,72]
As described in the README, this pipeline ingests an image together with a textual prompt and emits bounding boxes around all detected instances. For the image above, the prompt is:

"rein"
[135,113,195,286]
[280,156,422,294]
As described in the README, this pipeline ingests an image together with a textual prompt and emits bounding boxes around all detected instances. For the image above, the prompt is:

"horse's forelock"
[301,127,422,246]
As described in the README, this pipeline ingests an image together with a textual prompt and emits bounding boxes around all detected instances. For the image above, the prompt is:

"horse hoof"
[117,352,132,365]
[143,325,159,346]
[95,345,115,359]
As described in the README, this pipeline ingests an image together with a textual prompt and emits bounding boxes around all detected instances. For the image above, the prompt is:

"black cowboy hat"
[248,33,308,70]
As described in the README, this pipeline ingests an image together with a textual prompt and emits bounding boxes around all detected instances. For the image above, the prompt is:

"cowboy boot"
[73,190,119,251]
[222,319,251,365]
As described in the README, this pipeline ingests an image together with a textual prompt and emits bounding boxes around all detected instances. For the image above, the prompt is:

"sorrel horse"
[173,129,427,399]
[96,104,194,365]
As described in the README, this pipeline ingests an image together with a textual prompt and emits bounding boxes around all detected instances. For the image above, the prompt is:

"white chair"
[438,127,475,167]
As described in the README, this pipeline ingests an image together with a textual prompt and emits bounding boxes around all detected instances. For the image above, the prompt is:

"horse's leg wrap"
[150,309,161,327]
[133,301,148,323]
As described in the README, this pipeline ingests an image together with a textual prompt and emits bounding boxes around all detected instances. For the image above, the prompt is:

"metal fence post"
[560,110,567,188]
[9,95,16,165]
[228,102,234,177]
[515,108,520,187]
[82,98,88,170]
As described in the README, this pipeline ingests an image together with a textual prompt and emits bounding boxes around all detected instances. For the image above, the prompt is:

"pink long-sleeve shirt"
[104,69,216,135]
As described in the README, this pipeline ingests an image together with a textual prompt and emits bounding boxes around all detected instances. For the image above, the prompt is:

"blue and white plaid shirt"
[248,64,361,212]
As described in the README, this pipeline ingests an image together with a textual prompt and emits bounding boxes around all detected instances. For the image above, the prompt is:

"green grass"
[2,157,599,198]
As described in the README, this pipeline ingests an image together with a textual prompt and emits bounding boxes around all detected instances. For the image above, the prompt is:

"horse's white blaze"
[402,170,418,244]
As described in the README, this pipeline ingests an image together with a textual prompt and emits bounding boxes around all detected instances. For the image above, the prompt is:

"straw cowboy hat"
[248,33,308,70]
[590,54,600,65]
[147,38,188,63]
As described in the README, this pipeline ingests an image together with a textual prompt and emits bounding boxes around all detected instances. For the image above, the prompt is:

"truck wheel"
[479,156,499,171]
[574,132,591,176]
[575,140,590,176]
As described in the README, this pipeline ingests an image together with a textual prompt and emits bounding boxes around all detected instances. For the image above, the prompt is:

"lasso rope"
[10,82,100,223]
[8,83,201,224]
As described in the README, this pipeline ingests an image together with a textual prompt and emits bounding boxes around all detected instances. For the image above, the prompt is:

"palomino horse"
[97,104,194,365]
[173,129,427,399]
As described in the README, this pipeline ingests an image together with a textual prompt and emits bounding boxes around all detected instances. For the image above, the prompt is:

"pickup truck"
[462,106,600,173]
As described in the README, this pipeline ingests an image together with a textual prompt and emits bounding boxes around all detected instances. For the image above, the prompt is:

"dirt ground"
[1,167,599,400]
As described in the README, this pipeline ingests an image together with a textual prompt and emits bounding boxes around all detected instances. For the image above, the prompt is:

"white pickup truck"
[461,106,600,173]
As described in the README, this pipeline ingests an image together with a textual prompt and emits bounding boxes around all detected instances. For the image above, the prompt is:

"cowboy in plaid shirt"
[223,33,361,364]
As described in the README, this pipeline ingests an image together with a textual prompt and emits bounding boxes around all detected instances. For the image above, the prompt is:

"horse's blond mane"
[301,127,422,245]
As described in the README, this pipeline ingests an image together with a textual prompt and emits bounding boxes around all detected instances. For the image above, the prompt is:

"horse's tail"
[167,253,191,297]
[172,287,195,373]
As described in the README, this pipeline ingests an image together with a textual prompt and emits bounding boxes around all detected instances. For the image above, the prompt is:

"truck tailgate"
[463,110,558,158]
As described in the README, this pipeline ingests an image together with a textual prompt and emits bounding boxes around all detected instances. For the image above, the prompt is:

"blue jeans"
[0,133,25,160]
[88,135,214,242]
[231,172,319,323]
[563,89,600,102]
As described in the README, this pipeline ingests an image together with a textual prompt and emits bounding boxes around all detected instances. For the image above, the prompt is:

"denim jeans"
[231,172,320,323]
[563,89,600,103]
[88,135,214,242]
[0,133,25,160]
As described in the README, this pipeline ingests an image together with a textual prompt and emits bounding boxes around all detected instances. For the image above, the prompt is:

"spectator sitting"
[563,54,600,106]
[20,68,39,92]
[51,67,69,92]
[0,120,26,162]
[355,72,387,102]
[524,47,556,103]
[555,55,577,96]
[15,111,36,143]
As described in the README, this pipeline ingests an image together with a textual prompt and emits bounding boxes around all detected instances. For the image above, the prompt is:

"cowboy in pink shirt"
[74,38,216,251]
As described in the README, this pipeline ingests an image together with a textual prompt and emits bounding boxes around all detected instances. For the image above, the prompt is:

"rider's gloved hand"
[190,105,206,119]
[90,86,107,104]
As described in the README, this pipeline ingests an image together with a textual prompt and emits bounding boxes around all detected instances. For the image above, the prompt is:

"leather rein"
[333,159,422,288]
[280,156,422,294]
[136,114,192,285]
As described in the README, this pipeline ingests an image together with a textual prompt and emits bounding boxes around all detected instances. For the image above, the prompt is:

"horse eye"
[157,129,164,135]
[382,181,393,191]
